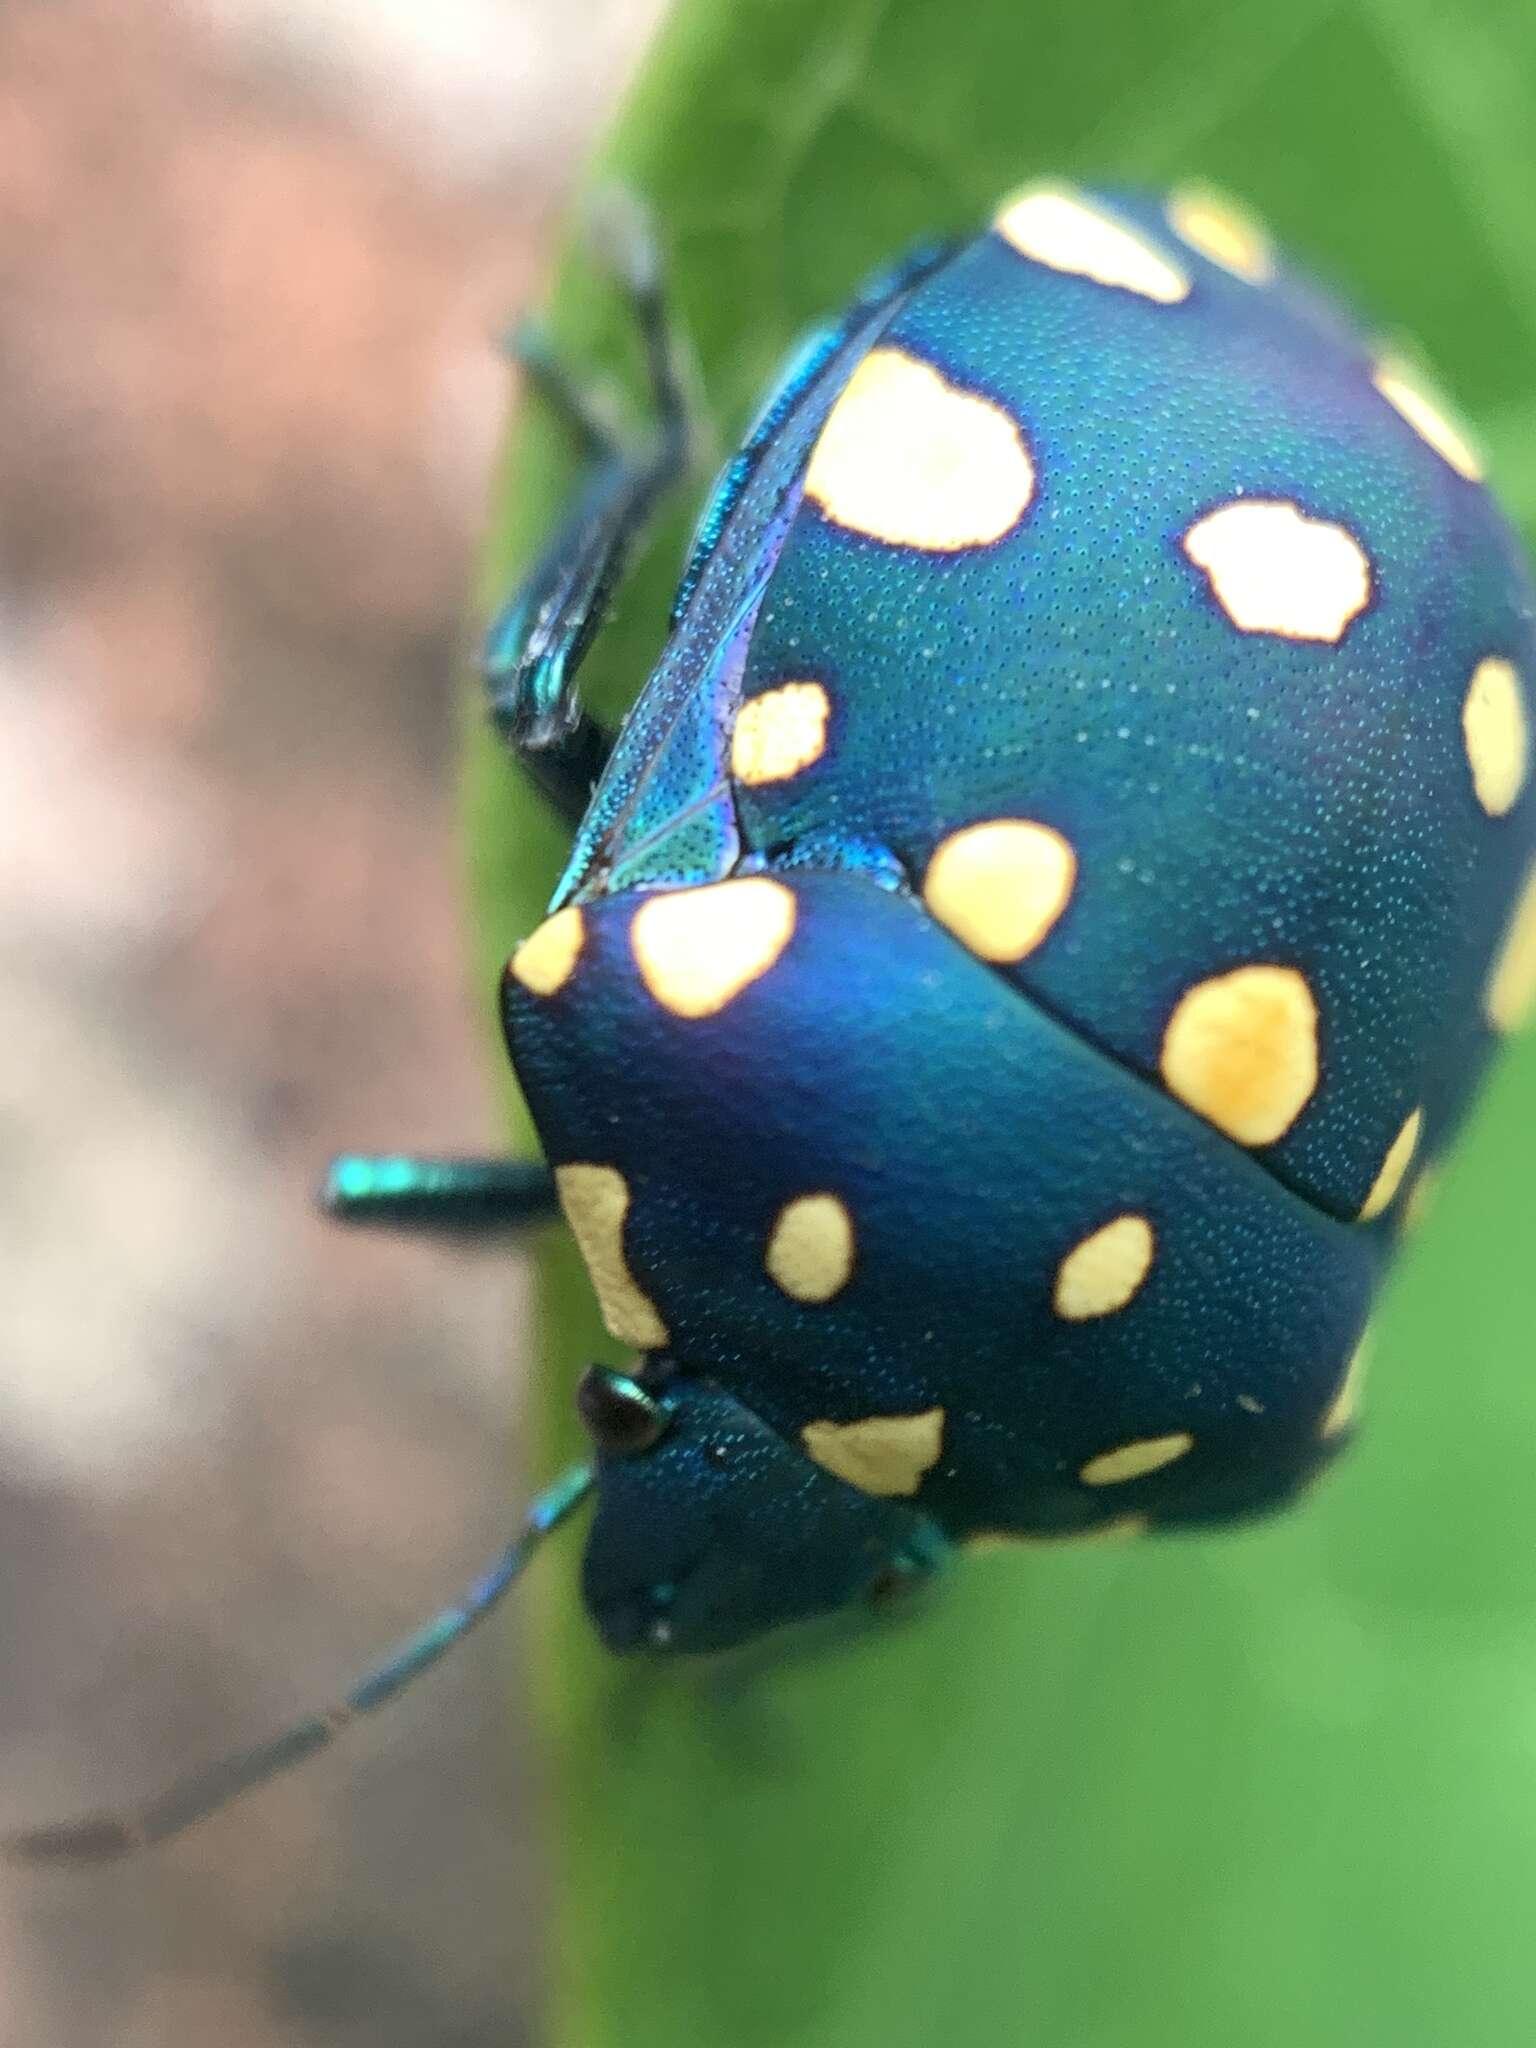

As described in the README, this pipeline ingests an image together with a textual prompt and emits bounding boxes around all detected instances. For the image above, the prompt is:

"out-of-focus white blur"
[0,2,663,2042]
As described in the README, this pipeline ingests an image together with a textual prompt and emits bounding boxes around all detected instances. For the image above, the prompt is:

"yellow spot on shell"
[966,1516,1148,1554]
[1323,1334,1372,1438]
[1165,185,1273,283]
[1358,1109,1422,1221]
[554,1165,668,1350]
[994,184,1190,303]
[803,347,1035,551]
[1182,499,1371,643]
[802,1408,945,1498]
[508,905,584,997]
[631,877,795,1019]
[765,1193,855,1304]
[1462,657,1529,818]
[1080,1433,1193,1487]
[1053,1214,1156,1321]
[923,819,1076,963]
[1160,963,1319,1146]
[1486,862,1536,1033]
[1373,359,1484,481]
[732,681,831,786]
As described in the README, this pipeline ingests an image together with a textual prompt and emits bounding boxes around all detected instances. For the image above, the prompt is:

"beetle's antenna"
[5,1461,594,1863]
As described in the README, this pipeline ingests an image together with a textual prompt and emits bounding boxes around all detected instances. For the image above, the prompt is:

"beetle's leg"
[484,191,693,828]
[4,1464,593,1862]
[321,1154,557,1234]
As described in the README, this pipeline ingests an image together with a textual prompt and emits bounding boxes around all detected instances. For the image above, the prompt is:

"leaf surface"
[466,5,1536,2042]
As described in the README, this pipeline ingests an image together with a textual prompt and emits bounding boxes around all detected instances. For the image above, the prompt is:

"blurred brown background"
[0,2,663,2041]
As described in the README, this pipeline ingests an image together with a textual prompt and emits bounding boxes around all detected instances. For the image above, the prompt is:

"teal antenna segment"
[6,1463,593,1861]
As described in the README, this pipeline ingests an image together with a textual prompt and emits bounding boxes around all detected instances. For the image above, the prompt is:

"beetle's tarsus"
[483,191,693,833]
[502,318,627,457]
[6,1816,143,1864]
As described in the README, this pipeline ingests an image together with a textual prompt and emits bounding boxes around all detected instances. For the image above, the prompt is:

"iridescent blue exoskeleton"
[15,181,1536,1857]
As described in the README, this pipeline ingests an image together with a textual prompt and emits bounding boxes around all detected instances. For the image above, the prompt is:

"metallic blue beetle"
[16,182,1536,1854]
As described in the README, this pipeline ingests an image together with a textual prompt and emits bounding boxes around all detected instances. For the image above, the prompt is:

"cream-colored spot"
[1487,862,1536,1033]
[1053,1213,1156,1321]
[765,1193,855,1304]
[994,184,1190,303]
[802,1408,945,1498]
[508,905,584,997]
[731,681,831,786]
[1166,185,1274,283]
[1373,358,1484,482]
[554,1164,668,1350]
[1080,1432,1193,1487]
[1182,499,1371,643]
[1358,1108,1423,1221]
[923,819,1076,963]
[1462,657,1528,818]
[1322,1334,1372,1438]
[803,347,1035,550]
[630,876,795,1019]
[1160,963,1319,1146]
[966,1516,1148,1554]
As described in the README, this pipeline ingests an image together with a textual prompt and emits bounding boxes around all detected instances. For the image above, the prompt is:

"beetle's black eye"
[576,1366,671,1456]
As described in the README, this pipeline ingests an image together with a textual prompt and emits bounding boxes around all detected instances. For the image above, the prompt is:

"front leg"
[484,191,695,828]
[322,1154,557,1233]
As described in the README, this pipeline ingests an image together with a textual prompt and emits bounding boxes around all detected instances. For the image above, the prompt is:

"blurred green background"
[470,3,1536,2046]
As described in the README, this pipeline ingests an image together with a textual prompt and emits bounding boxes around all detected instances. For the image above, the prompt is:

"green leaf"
[465,5,1536,2044]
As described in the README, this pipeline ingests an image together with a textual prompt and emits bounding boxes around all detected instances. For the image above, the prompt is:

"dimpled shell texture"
[513,183,1536,1555]
[735,191,1535,1219]
[509,872,1378,1538]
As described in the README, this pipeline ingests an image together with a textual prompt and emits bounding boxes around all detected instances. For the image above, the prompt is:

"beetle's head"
[571,1364,942,1652]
